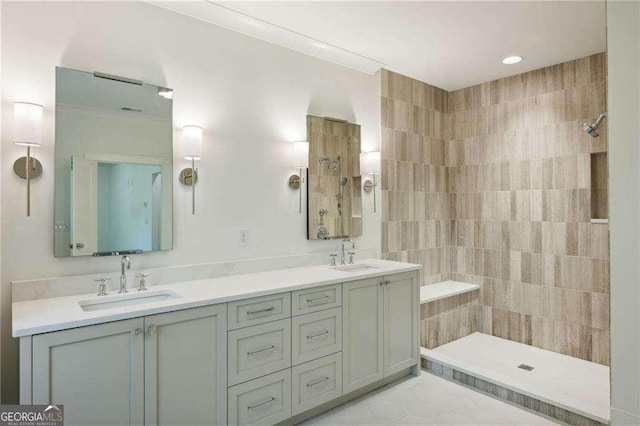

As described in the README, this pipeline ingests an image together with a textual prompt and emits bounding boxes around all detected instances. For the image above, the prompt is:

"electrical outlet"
[238,228,249,247]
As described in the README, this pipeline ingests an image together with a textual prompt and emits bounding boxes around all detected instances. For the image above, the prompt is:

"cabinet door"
[32,318,144,426]
[342,278,384,393]
[383,272,419,376]
[144,305,227,426]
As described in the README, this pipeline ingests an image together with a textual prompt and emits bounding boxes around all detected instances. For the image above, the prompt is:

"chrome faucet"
[120,255,131,293]
[340,239,355,265]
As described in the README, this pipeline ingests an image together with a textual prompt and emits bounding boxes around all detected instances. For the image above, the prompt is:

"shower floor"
[422,332,610,424]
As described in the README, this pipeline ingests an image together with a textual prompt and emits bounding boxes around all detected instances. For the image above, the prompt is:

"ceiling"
[152,1,606,91]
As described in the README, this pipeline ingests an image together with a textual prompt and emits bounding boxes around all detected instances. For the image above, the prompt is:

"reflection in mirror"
[54,67,173,257]
[307,115,362,240]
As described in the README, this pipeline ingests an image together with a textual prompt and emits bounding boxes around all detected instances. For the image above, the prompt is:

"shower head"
[319,156,339,171]
[582,112,607,138]
[582,122,599,138]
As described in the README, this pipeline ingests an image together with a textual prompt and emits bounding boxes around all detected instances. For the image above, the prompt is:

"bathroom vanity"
[14,259,420,426]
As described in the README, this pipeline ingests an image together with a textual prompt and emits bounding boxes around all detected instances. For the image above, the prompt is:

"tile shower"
[382,53,609,423]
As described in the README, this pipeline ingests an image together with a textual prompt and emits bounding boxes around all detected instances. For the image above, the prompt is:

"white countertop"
[13,259,420,337]
[419,281,480,303]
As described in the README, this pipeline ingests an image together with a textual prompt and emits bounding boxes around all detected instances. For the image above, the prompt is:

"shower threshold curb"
[421,349,609,426]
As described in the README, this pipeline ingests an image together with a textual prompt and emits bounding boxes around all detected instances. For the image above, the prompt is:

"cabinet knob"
[147,325,156,334]
[134,328,144,336]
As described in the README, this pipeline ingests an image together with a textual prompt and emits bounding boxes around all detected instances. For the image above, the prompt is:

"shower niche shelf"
[590,152,608,223]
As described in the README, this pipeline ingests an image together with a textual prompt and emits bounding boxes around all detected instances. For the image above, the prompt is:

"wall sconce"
[13,102,44,217]
[289,141,309,213]
[178,125,203,215]
[360,151,381,213]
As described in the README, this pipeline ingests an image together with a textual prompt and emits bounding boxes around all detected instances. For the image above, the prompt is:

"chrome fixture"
[329,253,337,267]
[319,156,339,172]
[340,239,355,265]
[289,141,309,213]
[136,273,149,291]
[179,125,203,214]
[317,209,330,239]
[582,113,607,138]
[360,151,381,213]
[13,102,44,217]
[348,251,355,264]
[319,155,348,235]
[95,278,110,296]
[120,255,131,293]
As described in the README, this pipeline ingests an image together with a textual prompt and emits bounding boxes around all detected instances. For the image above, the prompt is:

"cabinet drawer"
[292,353,342,416]
[292,308,342,366]
[228,319,292,386]
[292,284,342,316]
[228,369,292,426]
[228,293,291,330]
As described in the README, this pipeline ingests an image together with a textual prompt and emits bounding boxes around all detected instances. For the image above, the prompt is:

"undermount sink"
[79,290,180,312]
[333,264,381,273]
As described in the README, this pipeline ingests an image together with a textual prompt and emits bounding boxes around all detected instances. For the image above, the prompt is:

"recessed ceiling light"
[502,55,523,65]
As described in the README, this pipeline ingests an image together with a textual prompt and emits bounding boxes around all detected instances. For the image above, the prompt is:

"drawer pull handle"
[247,306,275,316]
[247,345,275,356]
[307,376,330,388]
[306,295,330,304]
[307,330,329,340]
[247,397,276,410]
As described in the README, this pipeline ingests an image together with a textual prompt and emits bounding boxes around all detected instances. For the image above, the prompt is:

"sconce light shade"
[360,151,381,175]
[14,102,43,147]
[293,141,309,169]
[182,125,203,161]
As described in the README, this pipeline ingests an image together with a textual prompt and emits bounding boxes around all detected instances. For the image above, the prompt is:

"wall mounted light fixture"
[13,102,44,217]
[178,125,203,215]
[360,151,381,213]
[289,141,309,213]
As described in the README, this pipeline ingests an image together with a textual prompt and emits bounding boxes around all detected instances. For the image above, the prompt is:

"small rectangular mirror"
[307,115,362,240]
[54,67,173,257]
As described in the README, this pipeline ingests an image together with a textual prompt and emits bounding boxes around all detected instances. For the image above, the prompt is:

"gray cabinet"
[32,305,227,426]
[383,272,419,375]
[342,272,419,394]
[144,305,227,426]
[32,318,145,426]
[24,269,418,426]
[342,277,384,393]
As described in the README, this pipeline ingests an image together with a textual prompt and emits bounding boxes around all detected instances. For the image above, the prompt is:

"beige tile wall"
[448,53,609,365]
[382,53,609,365]
[421,291,479,349]
[381,69,450,284]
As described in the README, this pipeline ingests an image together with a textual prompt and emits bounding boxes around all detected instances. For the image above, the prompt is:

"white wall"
[607,1,640,423]
[0,2,381,402]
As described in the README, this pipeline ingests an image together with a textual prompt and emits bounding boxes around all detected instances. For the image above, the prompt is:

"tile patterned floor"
[301,371,558,425]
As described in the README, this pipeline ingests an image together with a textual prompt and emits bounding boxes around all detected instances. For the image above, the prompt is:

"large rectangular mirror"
[54,67,173,257]
[307,115,362,240]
